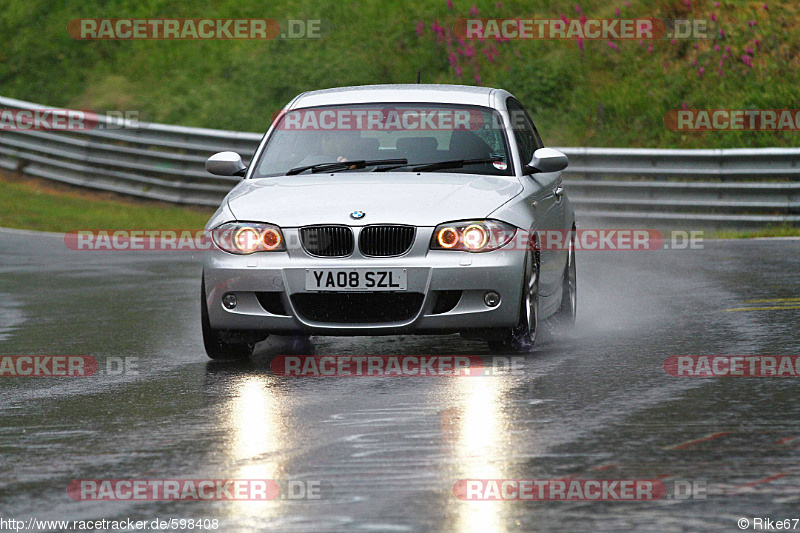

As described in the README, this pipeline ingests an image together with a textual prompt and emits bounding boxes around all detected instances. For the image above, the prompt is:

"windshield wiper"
[374,157,498,173]
[287,158,407,175]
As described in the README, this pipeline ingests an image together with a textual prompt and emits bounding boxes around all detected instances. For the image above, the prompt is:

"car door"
[506,97,565,297]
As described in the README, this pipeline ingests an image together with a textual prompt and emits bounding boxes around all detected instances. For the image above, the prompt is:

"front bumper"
[203,227,524,335]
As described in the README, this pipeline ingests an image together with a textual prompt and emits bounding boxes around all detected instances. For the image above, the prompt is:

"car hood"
[225,173,523,227]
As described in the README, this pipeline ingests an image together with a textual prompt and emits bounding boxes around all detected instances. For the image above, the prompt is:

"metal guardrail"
[1,95,798,226]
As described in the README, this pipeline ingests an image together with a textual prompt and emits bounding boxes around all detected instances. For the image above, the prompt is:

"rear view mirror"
[206,151,247,177]
[525,148,568,174]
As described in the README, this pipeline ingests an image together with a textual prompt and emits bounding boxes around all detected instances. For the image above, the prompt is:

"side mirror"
[525,148,568,174]
[206,151,247,177]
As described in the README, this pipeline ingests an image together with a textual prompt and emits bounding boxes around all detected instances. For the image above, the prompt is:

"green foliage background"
[0,0,798,147]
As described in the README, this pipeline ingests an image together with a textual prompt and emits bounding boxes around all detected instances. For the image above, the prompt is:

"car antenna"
[416,71,421,84]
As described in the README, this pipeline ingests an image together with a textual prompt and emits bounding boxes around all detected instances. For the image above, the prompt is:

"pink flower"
[714,44,719,51]
[711,13,717,22]
[448,53,457,66]
[682,102,687,109]
[475,73,482,84]
[685,0,690,6]
[647,44,653,53]
[578,38,585,52]
[670,39,676,44]
[754,39,760,46]
[763,3,768,10]
[574,4,582,13]
[608,41,619,50]
[625,1,630,6]
[496,2,502,9]
[447,0,453,9]
[718,68,723,76]
[415,21,425,36]
[692,58,697,65]
[470,5,478,15]
[719,29,725,37]
[719,60,724,66]
[714,1,719,5]
[698,67,705,77]
[722,54,727,60]
[725,46,730,53]
[615,7,620,16]
[745,47,754,54]
[455,66,463,77]
[694,43,699,49]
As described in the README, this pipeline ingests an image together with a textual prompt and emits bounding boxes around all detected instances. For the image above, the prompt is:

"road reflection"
[451,375,513,533]
[210,368,290,522]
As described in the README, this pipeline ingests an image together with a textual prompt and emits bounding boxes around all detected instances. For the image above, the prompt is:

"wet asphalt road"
[0,228,798,532]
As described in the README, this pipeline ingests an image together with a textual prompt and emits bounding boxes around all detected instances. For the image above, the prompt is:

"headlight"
[211,222,286,254]
[430,220,516,252]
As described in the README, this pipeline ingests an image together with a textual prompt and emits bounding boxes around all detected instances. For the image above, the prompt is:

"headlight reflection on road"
[451,377,512,533]
[222,375,289,516]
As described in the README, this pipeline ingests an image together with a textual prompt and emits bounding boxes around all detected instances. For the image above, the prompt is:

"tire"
[553,227,577,328]
[201,277,255,361]
[488,242,540,353]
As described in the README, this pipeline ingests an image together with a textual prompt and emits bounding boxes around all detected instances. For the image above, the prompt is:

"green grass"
[708,224,800,238]
[0,173,212,232]
[1,0,797,233]
[0,0,798,148]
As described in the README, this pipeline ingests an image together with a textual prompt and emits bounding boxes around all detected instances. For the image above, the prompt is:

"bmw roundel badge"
[350,211,365,220]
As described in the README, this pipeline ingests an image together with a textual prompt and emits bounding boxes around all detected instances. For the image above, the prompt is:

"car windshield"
[252,103,513,177]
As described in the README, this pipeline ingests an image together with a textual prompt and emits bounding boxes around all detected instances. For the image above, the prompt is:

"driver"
[294,130,362,168]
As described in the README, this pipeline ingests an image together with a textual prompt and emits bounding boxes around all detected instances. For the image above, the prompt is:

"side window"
[528,115,544,149]
[506,98,538,164]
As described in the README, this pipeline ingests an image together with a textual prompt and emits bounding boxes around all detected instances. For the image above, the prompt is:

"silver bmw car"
[201,84,576,359]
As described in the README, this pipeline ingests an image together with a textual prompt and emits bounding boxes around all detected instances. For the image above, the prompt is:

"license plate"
[305,268,407,291]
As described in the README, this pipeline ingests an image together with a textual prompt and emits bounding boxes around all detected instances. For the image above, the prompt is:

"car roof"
[290,84,498,109]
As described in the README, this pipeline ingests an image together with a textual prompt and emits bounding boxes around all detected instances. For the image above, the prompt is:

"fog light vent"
[222,293,237,309]
[484,291,500,307]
